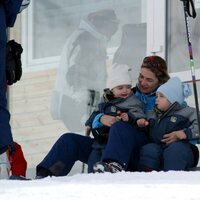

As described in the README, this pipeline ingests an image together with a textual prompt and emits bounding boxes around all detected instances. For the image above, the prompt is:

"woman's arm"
[92,114,118,128]
[161,107,200,144]
[161,130,187,144]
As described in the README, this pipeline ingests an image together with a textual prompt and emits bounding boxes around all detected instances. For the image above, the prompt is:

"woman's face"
[138,68,160,94]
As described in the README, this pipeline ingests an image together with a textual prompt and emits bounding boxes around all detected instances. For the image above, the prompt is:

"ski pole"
[180,0,200,142]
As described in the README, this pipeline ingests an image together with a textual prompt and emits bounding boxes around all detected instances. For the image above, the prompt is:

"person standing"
[50,9,119,132]
[0,0,30,179]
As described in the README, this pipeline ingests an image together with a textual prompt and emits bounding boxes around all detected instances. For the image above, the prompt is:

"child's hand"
[85,126,91,136]
[120,112,129,122]
[136,118,149,127]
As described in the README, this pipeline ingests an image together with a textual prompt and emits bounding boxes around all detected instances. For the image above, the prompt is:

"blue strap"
[92,113,104,128]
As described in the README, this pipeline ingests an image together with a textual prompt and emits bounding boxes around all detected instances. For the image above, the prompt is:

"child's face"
[156,92,171,111]
[112,84,132,99]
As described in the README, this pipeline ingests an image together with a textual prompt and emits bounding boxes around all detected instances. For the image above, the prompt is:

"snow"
[1,171,200,200]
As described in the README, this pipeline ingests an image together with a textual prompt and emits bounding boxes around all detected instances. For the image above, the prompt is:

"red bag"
[9,142,27,177]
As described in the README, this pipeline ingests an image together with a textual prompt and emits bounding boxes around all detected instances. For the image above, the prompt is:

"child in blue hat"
[138,77,199,171]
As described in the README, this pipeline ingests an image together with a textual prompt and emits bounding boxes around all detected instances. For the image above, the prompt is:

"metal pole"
[180,0,200,142]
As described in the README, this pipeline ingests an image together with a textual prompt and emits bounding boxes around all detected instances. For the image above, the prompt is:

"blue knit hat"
[157,77,192,105]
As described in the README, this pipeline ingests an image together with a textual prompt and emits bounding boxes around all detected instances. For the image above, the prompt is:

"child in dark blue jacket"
[85,63,147,172]
[138,77,199,171]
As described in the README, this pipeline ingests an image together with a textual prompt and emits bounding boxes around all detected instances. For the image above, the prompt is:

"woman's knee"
[56,133,87,151]
[58,133,84,144]
[109,121,141,138]
[110,121,127,133]
[58,133,75,145]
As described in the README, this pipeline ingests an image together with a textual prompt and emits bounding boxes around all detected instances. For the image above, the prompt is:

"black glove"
[6,40,23,85]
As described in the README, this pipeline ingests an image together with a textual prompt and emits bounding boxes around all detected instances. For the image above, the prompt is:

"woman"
[36,55,170,177]
[93,56,170,172]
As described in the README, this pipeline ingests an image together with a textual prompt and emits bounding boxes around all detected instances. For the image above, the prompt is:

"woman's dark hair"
[141,55,170,84]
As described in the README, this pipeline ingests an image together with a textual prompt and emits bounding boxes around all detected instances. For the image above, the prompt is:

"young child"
[85,63,147,172]
[138,77,199,171]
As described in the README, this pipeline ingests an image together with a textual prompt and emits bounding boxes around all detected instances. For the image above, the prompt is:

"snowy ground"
[1,171,200,200]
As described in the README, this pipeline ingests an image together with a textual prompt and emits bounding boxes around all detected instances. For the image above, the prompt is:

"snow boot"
[93,161,124,173]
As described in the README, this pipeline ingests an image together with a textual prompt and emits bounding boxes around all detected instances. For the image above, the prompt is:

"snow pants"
[139,142,195,171]
[102,121,148,171]
[0,0,23,153]
[36,133,95,176]
[0,5,13,153]
[37,121,148,176]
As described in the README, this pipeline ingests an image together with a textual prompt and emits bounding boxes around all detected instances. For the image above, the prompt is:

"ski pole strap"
[180,0,196,18]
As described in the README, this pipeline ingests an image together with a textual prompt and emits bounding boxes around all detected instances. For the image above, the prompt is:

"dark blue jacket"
[85,85,157,144]
[86,89,146,144]
[148,102,200,144]
[86,85,157,127]
[1,0,23,27]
